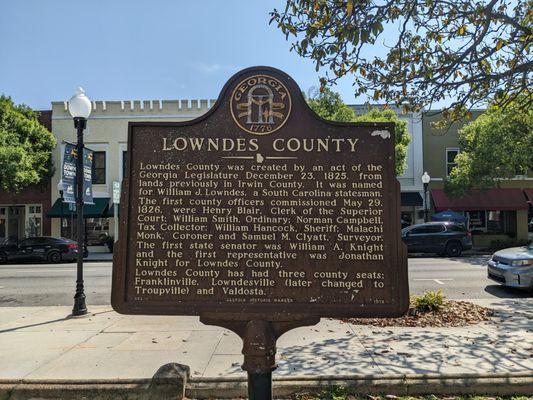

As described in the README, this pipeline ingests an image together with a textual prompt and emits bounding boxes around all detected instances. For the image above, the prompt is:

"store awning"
[431,189,528,211]
[524,189,533,203]
[106,203,120,218]
[47,197,110,218]
[401,192,423,207]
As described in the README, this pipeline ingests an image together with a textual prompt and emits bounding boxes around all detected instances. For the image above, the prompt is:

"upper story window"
[446,148,459,177]
[122,150,127,181]
[92,151,106,184]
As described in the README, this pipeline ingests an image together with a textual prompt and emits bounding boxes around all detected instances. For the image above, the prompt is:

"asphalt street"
[0,256,530,307]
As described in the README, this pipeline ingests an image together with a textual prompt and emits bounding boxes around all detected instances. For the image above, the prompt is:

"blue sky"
[0,0,363,110]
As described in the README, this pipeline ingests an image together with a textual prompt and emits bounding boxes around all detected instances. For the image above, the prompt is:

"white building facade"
[350,105,425,226]
[50,99,216,250]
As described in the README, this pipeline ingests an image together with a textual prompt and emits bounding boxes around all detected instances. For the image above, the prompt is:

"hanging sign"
[83,148,94,205]
[61,143,94,205]
[61,143,77,203]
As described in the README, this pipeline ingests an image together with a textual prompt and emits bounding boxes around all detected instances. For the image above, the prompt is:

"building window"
[122,150,127,180]
[446,148,459,176]
[487,211,504,233]
[92,151,106,184]
[85,218,110,245]
[466,210,486,232]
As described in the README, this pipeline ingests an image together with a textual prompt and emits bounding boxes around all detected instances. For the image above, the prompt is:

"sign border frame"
[111,66,409,319]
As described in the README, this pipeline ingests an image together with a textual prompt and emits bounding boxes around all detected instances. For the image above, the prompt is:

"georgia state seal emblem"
[230,74,291,135]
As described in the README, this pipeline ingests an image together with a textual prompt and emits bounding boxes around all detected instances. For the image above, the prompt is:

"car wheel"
[47,251,62,263]
[445,241,462,257]
[0,252,7,263]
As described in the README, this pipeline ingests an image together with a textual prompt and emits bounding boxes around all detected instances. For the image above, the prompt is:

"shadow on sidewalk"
[273,323,531,376]
[0,316,72,334]
[484,285,533,299]
[265,301,532,377]
[0,309,115,334]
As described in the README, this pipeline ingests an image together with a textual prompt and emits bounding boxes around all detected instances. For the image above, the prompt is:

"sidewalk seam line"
[349,322,386,375]
[202,330,227,377]
[19,313,124,380]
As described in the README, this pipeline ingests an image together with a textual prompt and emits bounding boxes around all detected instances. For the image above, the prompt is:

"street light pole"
[421,172,431,223]
[69,87,92,317]
[57,180,64,238]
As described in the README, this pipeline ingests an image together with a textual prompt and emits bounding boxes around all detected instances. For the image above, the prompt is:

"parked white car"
[487,242,533,290]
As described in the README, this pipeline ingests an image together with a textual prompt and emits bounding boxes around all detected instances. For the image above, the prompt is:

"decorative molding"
[52,114,206,121]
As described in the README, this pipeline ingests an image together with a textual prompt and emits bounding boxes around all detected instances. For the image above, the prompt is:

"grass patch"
[291,391,532,400]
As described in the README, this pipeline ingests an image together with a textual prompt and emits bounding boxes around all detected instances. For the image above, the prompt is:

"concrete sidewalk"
[0,298,531,397]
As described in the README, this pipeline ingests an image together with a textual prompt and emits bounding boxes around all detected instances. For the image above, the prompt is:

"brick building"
[0,111,53,240]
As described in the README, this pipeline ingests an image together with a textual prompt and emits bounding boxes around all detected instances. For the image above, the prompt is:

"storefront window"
[401,211,413,227]
[466,210,504,233]
[85,218,110,245]
[26,217,41,237]
[487,211,503,233]
[63,217,110,244]
[467,210,486,232]
[0,219,6,240]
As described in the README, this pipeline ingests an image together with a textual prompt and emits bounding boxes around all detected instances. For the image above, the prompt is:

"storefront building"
[0,111,53,241]
[49,99,215,251]
[423,111,532,247]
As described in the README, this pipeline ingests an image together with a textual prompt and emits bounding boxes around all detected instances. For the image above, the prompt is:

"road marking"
[412,278,453,285]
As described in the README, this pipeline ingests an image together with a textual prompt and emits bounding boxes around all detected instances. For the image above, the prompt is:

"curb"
[189,372,533,398]
[1,372,532,399]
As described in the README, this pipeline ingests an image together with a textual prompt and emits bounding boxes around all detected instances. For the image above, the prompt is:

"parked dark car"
[401,222,472,257]
[0,236,83,264]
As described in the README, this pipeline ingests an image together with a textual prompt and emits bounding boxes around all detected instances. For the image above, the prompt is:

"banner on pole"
[83,148,94,205]
[61,142,94,204]
[61,143,77,203]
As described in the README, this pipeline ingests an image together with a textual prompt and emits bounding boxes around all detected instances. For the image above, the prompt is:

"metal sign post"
[112,181,121,242]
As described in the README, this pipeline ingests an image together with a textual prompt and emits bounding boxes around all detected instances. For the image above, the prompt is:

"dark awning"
[431,189,528,211]
[524,189,533,203]
[401,192,423,206]
[47,197,110,218]
[106,203,120,218]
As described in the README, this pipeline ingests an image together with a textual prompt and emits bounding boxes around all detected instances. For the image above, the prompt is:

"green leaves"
[0,96,56,193]
[270,0,532,122]
[445,94,533,196]
[353,108,411,176]
[306,88,410,176]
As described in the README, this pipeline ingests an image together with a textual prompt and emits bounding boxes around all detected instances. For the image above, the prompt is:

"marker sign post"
[112,67,408,399]
[112,181,121,242]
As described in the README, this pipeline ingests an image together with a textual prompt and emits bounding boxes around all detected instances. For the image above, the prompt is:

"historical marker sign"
[112,66,408,319]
